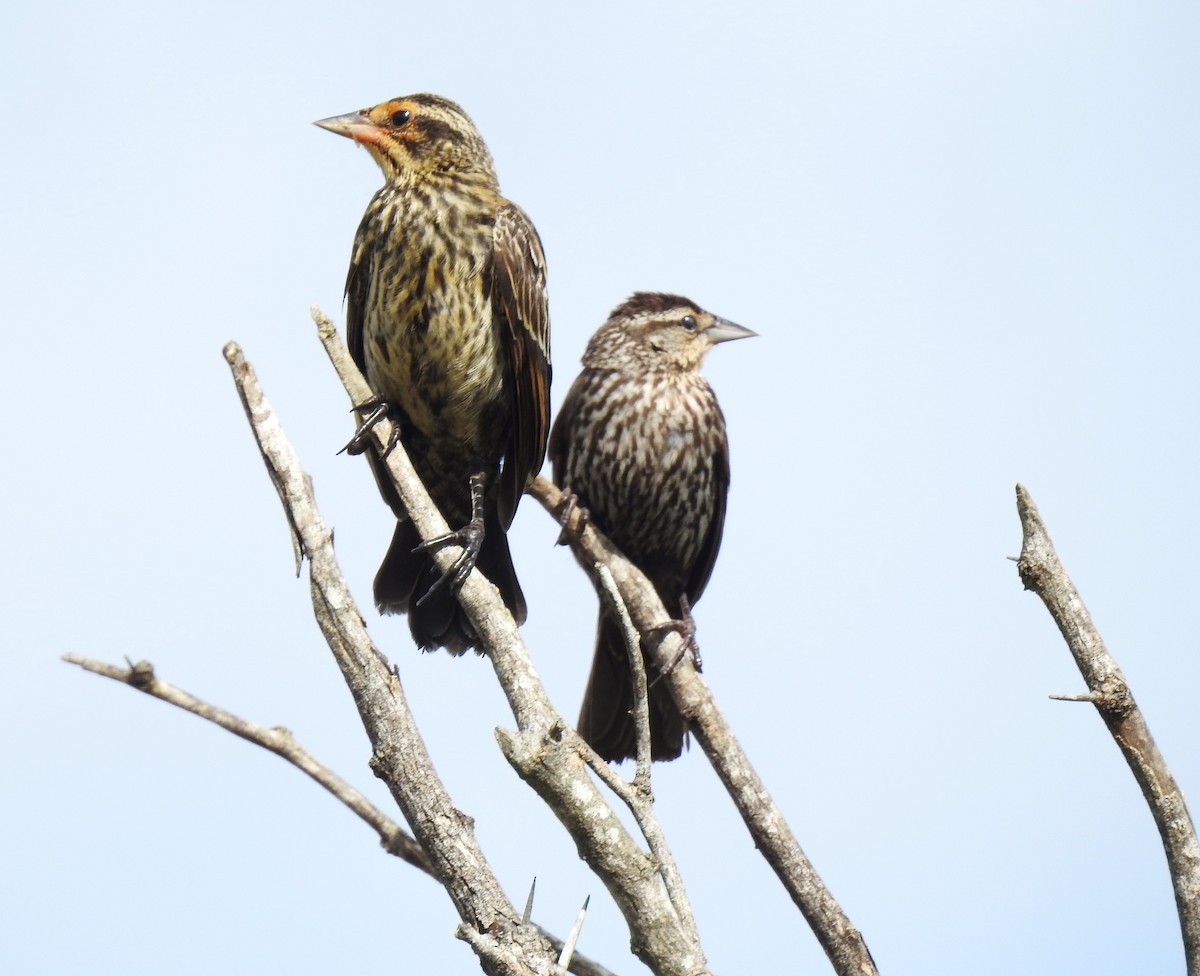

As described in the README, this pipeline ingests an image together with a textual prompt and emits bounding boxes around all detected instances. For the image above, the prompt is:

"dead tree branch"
[1015,483,1200,975]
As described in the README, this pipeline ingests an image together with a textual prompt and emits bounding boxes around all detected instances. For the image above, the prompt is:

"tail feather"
[577,614,686,762]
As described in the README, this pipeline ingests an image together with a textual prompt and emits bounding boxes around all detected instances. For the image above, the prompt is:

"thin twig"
[523,878,537,925]
[594,565,653,790]
[529,475,878,976]
[62,654,431,870]
[557,896,591,975]
[1015,483,1200,974]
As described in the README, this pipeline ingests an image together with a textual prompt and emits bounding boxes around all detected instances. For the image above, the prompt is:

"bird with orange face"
[316,94,550,654]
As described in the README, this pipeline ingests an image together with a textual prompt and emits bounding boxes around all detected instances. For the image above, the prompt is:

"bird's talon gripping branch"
[412,472,488,605]
[649,594,701,679]
[413,519,486,604]
[342,398,394,457]
[554,492,589,546]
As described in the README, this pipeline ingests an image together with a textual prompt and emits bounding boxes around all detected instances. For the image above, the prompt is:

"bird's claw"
[648,594,701,679]
[341,397,399,457]
[554,492,589,546]
[413,518,486,605]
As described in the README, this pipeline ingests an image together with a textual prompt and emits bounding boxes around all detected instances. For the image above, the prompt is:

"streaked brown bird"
[550,293,755,761]
[315,93,550,654]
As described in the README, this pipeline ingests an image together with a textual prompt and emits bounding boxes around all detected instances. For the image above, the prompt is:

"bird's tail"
[576,613,687,762]
[373,511,526,656]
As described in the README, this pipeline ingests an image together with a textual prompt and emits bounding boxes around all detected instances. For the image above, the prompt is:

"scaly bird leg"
[648,593,701,680]
[414,471,487,605]
[553,491,590,546]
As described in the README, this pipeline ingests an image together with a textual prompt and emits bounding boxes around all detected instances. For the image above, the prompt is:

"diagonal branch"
[1015,483,1200,975]
[529,476,878,976]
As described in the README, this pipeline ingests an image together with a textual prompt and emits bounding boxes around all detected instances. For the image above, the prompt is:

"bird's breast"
[358,201,507,452]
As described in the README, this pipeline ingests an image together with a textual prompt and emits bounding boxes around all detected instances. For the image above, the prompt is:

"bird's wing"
[344,214,372,374]
[685,420,731,605]
[492,201,552,526]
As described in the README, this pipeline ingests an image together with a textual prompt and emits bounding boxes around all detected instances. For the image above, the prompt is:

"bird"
[549,293,755,761]
[315,93,551,655]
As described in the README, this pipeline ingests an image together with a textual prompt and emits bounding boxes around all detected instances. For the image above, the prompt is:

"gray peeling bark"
[1015,483,1200,975]
[528,477,879,976]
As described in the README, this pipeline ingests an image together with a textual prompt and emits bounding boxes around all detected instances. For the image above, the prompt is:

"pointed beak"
[703,317,758,344]
[313,111,383,145]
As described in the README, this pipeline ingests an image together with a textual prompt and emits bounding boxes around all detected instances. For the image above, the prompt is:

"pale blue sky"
[4,2,1199,973]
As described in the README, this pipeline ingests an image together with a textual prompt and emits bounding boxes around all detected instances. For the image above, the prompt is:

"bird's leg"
[554,491,590,546]
[414,471,488,605]
[341,395,401,458]
[648,593,701,680]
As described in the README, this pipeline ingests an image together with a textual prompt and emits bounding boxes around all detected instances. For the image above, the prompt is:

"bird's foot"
[554,491,589,546]
[413,516,486,605]
[413,471,489,606]
[648,594,702,678]
[341,396,400,458]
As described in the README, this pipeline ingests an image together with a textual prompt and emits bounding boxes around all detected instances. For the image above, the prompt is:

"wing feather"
[491,202,551,525]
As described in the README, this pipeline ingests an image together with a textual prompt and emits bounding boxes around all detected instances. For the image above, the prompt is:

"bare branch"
[62,654,431,870]
[529,476,878,976]
[594,565,653,793]
[1015,483,1200,974]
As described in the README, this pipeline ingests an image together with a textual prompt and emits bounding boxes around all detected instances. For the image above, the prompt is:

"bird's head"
[315,93,497,186]
[586,293,757,373]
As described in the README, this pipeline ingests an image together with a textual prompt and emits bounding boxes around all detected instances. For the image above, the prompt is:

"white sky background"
[4,2,1199,972]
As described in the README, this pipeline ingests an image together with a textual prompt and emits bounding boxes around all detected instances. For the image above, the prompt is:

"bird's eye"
[681,315,698,331]
[391,109,412,127]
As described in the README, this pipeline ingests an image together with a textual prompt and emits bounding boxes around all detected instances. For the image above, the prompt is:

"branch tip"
[310,304,336,336]
[523,877,537,924]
